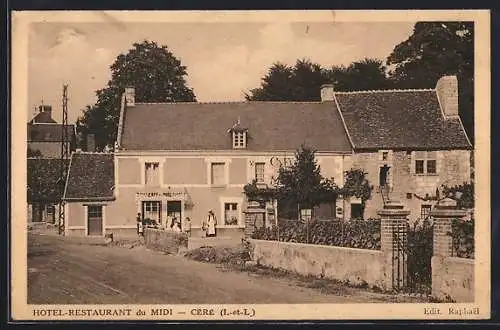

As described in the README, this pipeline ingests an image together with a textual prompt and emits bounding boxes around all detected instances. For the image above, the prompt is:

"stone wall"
[431,256,474,302]
[250,239,384,287]
[144,228,188,254]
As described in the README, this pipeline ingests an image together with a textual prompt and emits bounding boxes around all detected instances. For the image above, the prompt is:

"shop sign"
[135,191,186,200]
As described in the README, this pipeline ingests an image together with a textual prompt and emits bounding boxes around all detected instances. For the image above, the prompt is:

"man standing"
[206,210,217,237]
[136,213,144,237]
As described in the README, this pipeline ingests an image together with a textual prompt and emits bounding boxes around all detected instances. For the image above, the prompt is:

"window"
[88,205,102,218]
[232,132,246,149]
[211,162,226,185]
[382,152,388,161]
[142,201,161,225]
[145,162,160,186]
[427,160,437,174]
[421,204,432,220]
[415,160,425,174]
[224,203,239,225]
[414,151,437,175]
[300,208,312,222]
[255,162,265,183]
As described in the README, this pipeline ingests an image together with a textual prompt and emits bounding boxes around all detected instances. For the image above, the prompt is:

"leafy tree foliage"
[328,58,394,91]
[442,182,474,209]
[77,40,196,150]
[386,22,474,141]
[245,58,392,101]
[340,169,374,215]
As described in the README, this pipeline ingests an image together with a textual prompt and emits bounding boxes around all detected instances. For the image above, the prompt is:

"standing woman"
[206,210,217,237]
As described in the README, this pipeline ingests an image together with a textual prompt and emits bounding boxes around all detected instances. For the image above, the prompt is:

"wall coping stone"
[249,238,383,255]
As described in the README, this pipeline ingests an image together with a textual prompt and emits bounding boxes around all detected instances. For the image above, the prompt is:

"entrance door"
[166,201,182,228]
[87,205,103,236]
[379,165,390,187]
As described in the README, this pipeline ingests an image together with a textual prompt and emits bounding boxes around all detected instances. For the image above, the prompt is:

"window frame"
[210,162,226,186]
[144,161,160,187]
[413,151,438,175]
[420,204,432,220]
[220,197,244,228]
[254,162,266,183]
[232,131,247,149]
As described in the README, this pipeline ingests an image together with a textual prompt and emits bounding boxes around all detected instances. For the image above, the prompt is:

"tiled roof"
[29,111,57,124]
[27,158,69,202]
[27,123,76,143]
[63,153,115,201]
[120,102,353,152]
[335,90,472,150]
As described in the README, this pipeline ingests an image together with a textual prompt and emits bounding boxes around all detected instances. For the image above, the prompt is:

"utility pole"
[58,84,69,235]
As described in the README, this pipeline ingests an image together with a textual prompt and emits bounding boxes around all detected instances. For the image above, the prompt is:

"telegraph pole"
[58,85,69,235]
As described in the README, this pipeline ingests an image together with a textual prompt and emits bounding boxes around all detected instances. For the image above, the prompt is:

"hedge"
[451,218,474,259]
[252,218,381,250]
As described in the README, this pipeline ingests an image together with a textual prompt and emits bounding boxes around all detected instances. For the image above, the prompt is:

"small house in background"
[27,158,68,223]
[62,152,115,236]
[27,104,77,158]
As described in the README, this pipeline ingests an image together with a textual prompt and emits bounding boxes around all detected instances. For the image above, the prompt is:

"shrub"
[252,218,381,250]
[450,218,474,259]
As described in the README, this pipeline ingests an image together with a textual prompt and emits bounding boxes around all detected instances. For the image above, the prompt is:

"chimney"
[320,84,335,101]
[436,75,459,117]
[38,105,52,117]
[124,87,135,107]
[86,133,96,152]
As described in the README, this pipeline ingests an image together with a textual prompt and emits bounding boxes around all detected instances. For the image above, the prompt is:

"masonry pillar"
[244,201,266,238]
[430,197,467,298]
[377,200,410,291]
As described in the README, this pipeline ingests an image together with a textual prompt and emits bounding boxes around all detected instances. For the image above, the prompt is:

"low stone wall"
[144,228,188,254]
[432,256,474,302]
[250,239,384,287]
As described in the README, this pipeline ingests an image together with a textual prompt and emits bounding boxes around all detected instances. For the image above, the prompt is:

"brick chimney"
[86,133,95,152]
[124,87,135,107]
[436,75,459,117]
[320,84,335,102]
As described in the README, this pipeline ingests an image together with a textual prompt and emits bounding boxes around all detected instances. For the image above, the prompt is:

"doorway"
[167,201,182,229]
[379,165,390,187]
[87,205,103,236]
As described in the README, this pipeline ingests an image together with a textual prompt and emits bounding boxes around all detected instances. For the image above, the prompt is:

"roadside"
[27,227,432,303]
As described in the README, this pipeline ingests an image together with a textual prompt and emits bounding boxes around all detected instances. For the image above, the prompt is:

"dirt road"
[27,233,419,304]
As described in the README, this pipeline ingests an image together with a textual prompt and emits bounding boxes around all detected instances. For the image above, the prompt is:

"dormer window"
[228,117,248,149]
[233,131,247,149]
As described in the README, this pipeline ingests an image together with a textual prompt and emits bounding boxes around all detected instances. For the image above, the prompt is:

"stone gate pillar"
[244,201,266,238]
[377,200,410,291]
[430,197,467,298]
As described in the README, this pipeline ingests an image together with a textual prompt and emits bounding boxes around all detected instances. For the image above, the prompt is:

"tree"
[245,59,330,101]
[442,182,474,209]
[245,58,393,101]
[340,169,373,217]
[275,145,339,216]
[77,40,196,150]
[386,22,474,141]
[329,58,394,91]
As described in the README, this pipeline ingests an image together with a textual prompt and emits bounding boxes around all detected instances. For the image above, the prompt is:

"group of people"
[136,210,218,238]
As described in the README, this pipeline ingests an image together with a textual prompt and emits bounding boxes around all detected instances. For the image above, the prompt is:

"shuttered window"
[211,163,226,185]
[145,162,160,186]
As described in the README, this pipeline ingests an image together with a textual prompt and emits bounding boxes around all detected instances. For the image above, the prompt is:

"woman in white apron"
[206,210,217,237]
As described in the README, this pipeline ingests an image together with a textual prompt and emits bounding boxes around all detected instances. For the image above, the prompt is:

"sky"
[28,21,415,123]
